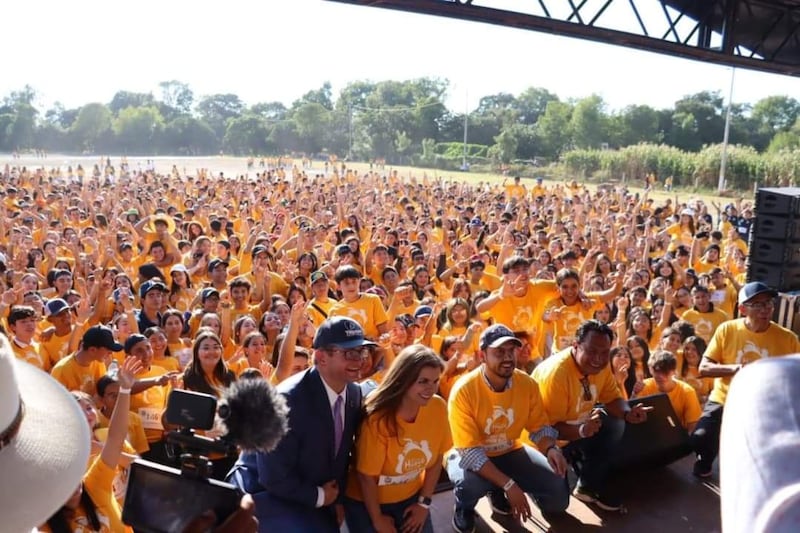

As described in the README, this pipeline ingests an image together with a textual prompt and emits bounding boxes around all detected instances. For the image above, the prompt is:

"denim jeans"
[721,356,800,533]
[446,444,569,514]
[344,493,434,533]
[562,412,625,493]
[690,400,724,466]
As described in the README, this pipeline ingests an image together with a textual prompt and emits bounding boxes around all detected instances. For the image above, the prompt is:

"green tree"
[108,91,155,115]
[113,106,165,153]
[223,115,269,155]
[158,80,194,115]
[616,104,661,146]
[571,95,608,149]
[163,116,217,155]
[515,87,558,125]
[196,94,244,140]
[489,128,519,164]
[292,102,331,154]
[536,100,573,158]
[71,103,113,151]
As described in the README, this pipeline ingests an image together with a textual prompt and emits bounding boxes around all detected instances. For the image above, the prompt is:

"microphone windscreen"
[219,378,289,453]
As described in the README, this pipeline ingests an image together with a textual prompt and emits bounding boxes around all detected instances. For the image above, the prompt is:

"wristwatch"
[417,496,432,509]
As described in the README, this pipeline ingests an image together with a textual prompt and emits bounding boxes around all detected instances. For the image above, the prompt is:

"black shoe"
[489,491,512,515]
[693,458,713,478]
[452,506,476,533]
[572,485,623,512]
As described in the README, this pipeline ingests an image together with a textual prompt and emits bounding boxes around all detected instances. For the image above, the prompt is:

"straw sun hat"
[0,334,90,532]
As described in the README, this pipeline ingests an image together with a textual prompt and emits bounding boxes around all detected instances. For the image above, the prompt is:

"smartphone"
[122,459,241,533]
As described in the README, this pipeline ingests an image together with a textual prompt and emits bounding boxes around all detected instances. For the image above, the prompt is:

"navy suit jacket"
[229,368,362,532]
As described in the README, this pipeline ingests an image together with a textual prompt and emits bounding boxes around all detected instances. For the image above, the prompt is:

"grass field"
[3,154,750,207]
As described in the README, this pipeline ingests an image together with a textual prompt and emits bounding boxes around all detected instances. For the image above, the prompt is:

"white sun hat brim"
[0,335,90,533]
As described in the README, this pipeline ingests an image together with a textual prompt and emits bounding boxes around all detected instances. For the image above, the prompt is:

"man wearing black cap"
[51,325,123,394]
[229,316,372,532]
[691,281,800,478]
[137,279,168,331]
[447,324,569,532]
[307,271,336,328]
[680,285,729,344]
[208,258,230,291]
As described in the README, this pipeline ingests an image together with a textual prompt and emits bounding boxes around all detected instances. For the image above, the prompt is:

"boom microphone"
[217,378,289,453]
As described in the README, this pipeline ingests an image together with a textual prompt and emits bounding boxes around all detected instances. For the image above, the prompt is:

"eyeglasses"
[744,299,775,311]
[326,347,372,361]
[580,376,592,402]
[489,346,520,360]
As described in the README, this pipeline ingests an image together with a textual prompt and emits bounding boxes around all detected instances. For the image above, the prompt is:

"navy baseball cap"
[83,325,124,352]
[414,306,433,319]
[201,287,220,302]
[208,258,229,271]
[310,271,328,284]
[44,298,70,317]
[124,333,148,354]
[480,324,522,351]
[738,282,777,304]
[312,316,377,350]
[139,279,167,299]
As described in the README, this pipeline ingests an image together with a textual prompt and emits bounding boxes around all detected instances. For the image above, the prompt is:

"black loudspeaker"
[749,187,800,292]
[755,187,800,217]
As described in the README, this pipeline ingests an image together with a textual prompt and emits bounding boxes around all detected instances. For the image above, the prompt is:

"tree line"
[2,79,800,171]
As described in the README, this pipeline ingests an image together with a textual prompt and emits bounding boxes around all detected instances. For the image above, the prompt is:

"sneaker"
[452,506,476,533]
[489,491,512,515]
[572,485,623,512]
[693,458,713,478]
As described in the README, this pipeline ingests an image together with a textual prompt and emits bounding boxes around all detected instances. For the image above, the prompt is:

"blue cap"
[312,316,377,350]
[738,281,777,304]
[469,217,483,227]
[480,324,522,351]
[414,305,433,319]
[139,279,167,299]
[336,244,352,256]
[201,287,220,302]
[45,298,70,317]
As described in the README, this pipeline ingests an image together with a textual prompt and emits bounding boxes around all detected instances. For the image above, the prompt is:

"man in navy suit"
[228,316,374,532]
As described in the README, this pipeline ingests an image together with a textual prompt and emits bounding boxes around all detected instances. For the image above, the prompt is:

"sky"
[4,0,800,114]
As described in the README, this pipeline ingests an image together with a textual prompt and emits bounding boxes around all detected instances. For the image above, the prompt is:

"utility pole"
[348,105,353,161]
[462,90,469,170]
[718,67,736,192]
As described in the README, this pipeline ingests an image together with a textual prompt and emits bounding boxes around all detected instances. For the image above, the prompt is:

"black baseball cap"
[312,316,377,350]
[83,325,123,351]
[480,324,522,351]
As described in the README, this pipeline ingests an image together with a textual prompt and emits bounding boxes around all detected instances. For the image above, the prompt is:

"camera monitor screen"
[123,459,241,533]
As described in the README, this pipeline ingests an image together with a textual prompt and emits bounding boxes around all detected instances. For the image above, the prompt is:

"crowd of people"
[0,156,795,533]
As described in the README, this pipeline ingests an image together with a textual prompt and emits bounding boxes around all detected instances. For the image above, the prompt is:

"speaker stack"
[749,187,800,332]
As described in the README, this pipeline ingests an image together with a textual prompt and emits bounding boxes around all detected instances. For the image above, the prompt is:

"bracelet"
[545,444,560,456]
[118,388,131,395]
[578,423,587,438]
[502,478,516,492]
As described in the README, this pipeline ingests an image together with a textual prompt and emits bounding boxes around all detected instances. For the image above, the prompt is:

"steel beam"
[326,0,800,77]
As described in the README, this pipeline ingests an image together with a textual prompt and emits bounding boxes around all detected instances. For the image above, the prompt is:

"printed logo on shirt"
[378,438,433,486]
[482,406,515,453]
[736,341,769,365]
[694,318,713,339]
[344,308,368,326]
[511,307,532,330]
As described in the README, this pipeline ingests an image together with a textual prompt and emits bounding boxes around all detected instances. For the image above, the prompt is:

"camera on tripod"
[122,389,241,533]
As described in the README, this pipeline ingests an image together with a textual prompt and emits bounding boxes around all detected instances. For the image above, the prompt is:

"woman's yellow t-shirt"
[346,396,451,504]
[129,365,169,443]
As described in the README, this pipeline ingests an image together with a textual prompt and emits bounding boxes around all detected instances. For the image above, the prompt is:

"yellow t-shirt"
[467,273,502,295]
[97,411,150,455]
[346,396,451,504]
[151,355,180,373]
[638,378,702,430]
[706,319,800,405]
[129,365,169,443]
[11,338,48,371]
[489,280,558,341]
[329,294,388,339]
[709,284,738,319]
[532,348,622,430]
[51,356,107,395]
[448,368,551,457]
[39,329,73,367]
[680,307,729,343]
[307,298,336,329]
[543,295,605,352]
